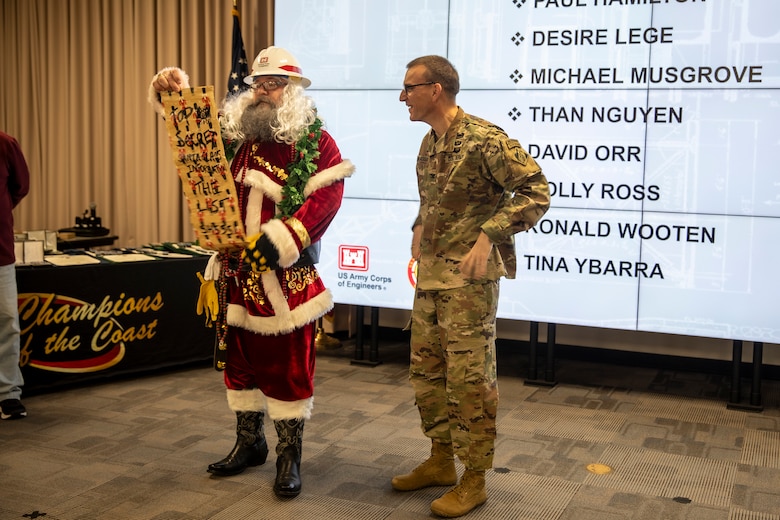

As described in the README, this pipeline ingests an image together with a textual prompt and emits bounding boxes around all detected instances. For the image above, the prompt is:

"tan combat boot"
[430,469,487,518]
[391,441,458,491]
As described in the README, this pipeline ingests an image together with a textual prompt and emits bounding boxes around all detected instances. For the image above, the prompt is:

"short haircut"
[406,55,460,97]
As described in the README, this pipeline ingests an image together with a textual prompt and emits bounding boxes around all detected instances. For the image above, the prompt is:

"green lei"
[222,117,322,219]
[279,117,323,217]
[223,137,240,164]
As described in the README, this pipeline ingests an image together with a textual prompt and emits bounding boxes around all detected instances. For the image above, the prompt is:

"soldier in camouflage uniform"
[392,55,550,518]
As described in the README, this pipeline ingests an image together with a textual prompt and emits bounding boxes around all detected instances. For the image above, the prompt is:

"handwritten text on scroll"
[162,86,245,250]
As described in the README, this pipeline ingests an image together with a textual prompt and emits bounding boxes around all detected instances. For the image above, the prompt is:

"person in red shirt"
[0,131,31,420]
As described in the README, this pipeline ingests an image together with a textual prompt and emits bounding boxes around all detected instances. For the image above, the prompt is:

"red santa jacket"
[224,129,353,335]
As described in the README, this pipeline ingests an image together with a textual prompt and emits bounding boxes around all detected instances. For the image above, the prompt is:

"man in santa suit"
[149,46,353,498]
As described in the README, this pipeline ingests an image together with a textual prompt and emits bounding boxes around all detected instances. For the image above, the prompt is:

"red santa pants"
[223,322,316,402]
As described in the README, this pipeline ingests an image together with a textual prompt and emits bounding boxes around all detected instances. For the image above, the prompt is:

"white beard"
[239,102,278,142]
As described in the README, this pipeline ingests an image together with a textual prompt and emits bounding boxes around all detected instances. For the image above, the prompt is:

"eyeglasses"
[249,78,288,92]
[402,81,436,95]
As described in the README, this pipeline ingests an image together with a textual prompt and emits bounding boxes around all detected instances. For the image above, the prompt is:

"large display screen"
[276,0,780,343]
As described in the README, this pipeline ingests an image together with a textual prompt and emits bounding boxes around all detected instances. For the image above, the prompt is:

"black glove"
[242,233,280,272]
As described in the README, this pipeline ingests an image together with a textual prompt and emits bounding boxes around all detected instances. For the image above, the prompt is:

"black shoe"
[274,446,302,497]
[207,437,269,476]
[0,399,27,420]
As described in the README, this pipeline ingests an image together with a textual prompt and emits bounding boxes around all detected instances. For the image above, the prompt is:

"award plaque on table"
[161,86,246,251]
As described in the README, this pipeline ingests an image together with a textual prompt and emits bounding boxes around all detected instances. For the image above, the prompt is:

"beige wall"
[1,0,272,248]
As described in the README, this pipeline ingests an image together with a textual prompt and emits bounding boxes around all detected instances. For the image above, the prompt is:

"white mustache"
[251,96,275,108]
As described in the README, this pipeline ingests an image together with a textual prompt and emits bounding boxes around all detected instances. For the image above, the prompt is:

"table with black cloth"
[16,255,215,393]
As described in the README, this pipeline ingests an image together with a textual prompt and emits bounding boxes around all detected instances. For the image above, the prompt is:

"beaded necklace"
[230,117,322,220]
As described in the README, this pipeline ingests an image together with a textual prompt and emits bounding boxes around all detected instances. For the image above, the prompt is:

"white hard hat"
[244,46,311,88]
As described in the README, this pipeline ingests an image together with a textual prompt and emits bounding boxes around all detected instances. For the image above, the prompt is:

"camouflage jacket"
[413,107,550,290]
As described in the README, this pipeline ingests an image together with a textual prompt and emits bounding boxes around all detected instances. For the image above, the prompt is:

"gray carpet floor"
[2,336,779,520]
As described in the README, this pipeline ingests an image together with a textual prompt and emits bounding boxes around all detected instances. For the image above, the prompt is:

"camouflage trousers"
[409,281,499,471]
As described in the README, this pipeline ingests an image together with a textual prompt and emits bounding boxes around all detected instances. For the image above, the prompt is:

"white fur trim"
[241,161,354,253]
[204,252,220,281]
[226,388,312,420]
[226,388,266,412]
[243,168,283,203]
[227,288,334,336]
[261,269,289,319]
[303,159,355,198]
[245,184,263,237]
[243,160,353,203]
[261,218,299,268]
[266,396,313,420]
[147,67,191,116]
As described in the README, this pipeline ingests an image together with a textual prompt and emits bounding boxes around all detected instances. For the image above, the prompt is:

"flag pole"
[228,0,249,96]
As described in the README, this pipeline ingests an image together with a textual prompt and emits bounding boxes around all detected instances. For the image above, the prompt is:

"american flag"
[227,5,249,96]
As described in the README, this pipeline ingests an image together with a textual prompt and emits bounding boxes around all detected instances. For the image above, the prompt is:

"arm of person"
[254,131,355,269]
[460,231,493,280]
[152,68,188,93]
[411,223,422,261]
[147,67,191,115]
[6,135,30,207]
[481,136,550,242]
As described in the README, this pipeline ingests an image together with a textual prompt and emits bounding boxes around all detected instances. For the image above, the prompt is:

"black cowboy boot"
[208,411,268,476]
[273,418,304,497]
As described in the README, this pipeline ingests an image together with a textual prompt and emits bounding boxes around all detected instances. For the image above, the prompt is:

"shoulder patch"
[506,139,528,166]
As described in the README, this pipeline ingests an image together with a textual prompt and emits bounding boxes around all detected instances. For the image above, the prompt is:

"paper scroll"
[161,86,246,251]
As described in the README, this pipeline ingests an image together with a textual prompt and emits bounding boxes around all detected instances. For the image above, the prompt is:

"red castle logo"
[338,245,369,271]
